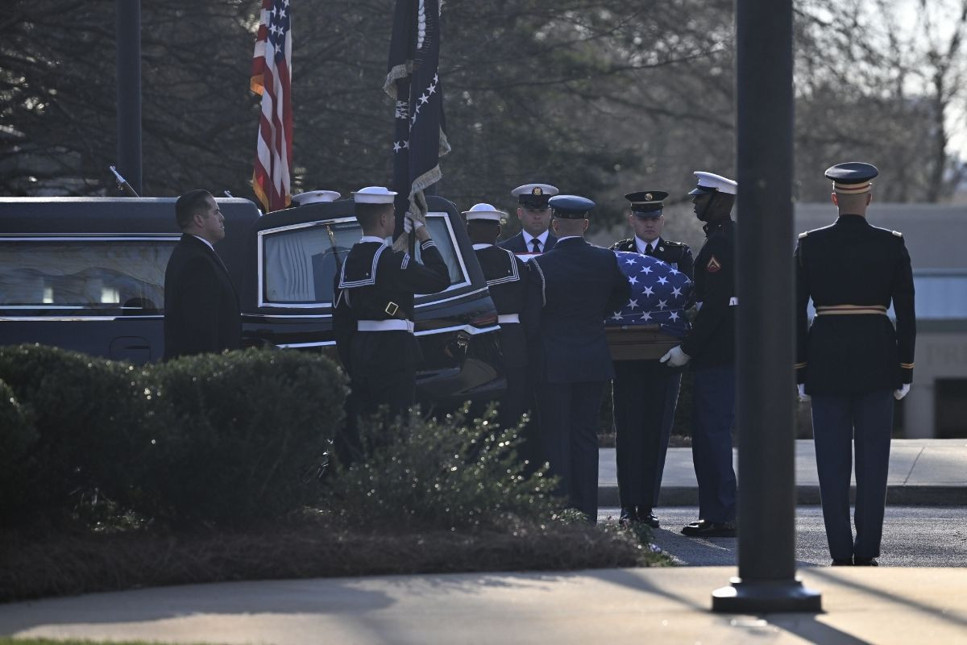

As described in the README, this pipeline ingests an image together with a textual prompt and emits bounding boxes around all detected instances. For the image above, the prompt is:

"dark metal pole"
[116,0,143,195]
[712,0,821,612]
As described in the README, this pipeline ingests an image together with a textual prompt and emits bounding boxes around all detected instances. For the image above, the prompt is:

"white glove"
[797,383,810,402]
[894,383,911,401]
[403,211,424,233]
[659,345,690,367]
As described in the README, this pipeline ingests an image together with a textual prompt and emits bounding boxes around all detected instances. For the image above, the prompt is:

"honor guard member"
[463,203,533,433]
[610,190,694,528]
[498,183,560,255]
[525,195,631,522]
[332,187,451,462]
[795,162,915,566]
[660,171,739,538]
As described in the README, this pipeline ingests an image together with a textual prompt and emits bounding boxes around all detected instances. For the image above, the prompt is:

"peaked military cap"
[625,190,669,216]
[292,189,340,205]
[512,183,559,209]
[351,186,397,204]
[462,202,506,222]
[825,162,879,194]
[688,171,737,196]
[549,194,595,219]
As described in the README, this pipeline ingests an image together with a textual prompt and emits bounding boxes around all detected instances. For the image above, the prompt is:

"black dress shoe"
[831,558,853,566]
[639,508,660,528]
[619,506,637,526]
[681,519,736,538]
[854,557,879,566]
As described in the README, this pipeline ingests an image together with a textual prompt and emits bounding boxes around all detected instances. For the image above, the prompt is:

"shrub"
[0,345,148,524]
[141,348,347,526]
[0,378,39,521]
[323,404,561,532]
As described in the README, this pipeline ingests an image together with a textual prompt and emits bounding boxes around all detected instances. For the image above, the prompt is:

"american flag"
[606,250,693,339]
[251,0,293,213]
[384,0,450,245]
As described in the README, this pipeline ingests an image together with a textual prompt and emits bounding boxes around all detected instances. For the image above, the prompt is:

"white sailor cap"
[689,171,737,196]
[462,203,506,222]
[511,183,559,208]
[292,190,340,205]
[351,186,398,204]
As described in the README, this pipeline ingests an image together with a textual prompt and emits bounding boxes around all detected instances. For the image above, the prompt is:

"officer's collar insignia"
[706,255,722,273]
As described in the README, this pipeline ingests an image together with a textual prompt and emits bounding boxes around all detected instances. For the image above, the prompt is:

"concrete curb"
[599,485,967,507]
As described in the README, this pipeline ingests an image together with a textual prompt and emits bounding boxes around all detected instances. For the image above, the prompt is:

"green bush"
[0,345,148,524]
[323,404,561,532]
[141,348,348,526]
[0,378,39,520]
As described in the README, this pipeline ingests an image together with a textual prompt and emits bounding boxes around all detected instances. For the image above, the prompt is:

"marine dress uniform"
[498,183,559,255]
[610,190,694,527]
[525,195,631,521]
[333,187,451,438]
[661,171,739,537]
[796,162,916,566]
[463,203,532,431]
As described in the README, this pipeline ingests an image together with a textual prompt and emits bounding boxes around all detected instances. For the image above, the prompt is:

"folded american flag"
[606,250,693,339]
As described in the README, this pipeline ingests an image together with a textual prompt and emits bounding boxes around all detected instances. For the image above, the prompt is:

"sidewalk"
[2,567,965,644]
[599,439,967,506]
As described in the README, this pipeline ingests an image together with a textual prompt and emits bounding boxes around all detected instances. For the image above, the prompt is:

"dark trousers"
[336,360,416,465]
[691,365,737,523]
[654,371,683,506]
[613,360,673,510]
[535,380,605,522]
[810,389,894,561]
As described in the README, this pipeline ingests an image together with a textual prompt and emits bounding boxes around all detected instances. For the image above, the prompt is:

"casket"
[605,325,679,361]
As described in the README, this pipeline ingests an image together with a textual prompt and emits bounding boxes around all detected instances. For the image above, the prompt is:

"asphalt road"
[599,506,967,568]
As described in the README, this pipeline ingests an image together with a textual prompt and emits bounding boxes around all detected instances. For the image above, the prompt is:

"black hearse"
[0,195,504,407]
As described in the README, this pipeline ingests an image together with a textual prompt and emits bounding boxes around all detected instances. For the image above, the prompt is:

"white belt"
[497,314,520,324]
[357,319,415,333]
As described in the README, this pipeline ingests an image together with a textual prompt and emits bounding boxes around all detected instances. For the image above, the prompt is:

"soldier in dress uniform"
[610,190,694,528]
[660,171,739,538]
[525,195,631,522]
[795,162,915,566]
[332,186,451,463]
[498,183,560,255]
[462,203,532,433]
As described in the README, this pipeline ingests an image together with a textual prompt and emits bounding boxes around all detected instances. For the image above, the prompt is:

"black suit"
[498,231,558,254]
[525,237,631,520]
[163,234,241,360]
[795,214,916,562]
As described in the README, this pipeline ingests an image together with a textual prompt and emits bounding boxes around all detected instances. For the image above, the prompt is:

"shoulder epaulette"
[664,240,685,247]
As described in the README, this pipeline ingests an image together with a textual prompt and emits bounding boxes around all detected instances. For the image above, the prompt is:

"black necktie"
[531,238,541,253]
[645,243,655,256]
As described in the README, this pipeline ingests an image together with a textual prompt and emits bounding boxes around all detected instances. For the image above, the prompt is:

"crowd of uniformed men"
[166,160,915,566]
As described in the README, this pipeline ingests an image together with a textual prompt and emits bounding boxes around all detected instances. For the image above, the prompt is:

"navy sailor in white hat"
[332,186,451,463]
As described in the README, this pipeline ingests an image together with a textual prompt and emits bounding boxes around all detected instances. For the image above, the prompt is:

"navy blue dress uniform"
[463,203,532,432]
[610,190,694,527]
[525,195,631,521]
[795,162,916,566]
[498,183,559,254]
[660,171,739,537]
[333,187,451,459]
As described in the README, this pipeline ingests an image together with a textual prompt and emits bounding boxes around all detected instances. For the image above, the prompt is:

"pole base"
[712,576,822,613]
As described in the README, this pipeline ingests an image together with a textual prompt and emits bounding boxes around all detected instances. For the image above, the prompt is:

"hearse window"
[260,213,468,306]
[0,239,174,314]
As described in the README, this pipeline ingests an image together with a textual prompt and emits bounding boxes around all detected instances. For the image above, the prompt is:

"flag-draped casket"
[605,250,694,360]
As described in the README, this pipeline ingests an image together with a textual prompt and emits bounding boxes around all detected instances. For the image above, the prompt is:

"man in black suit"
[332,186,451,462]
[796,162,916,567]
[498,183,559,256]
[163,189,241,360]
[660,171,739,538]
[610,190,694,528]
[463,203,532,434]
[526,195,631,522]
